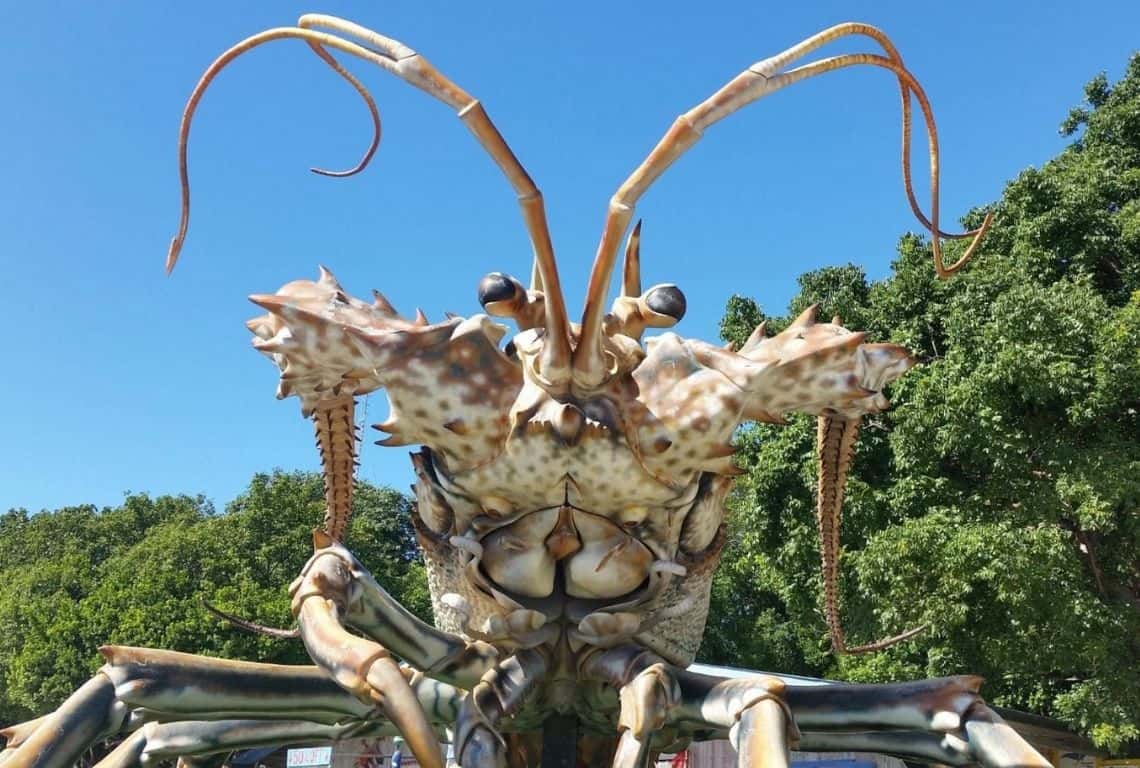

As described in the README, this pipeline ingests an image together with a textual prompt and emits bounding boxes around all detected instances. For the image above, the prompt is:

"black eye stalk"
[478,272,522,307]
[606,283,686,341]
[645,285,687,323]
[478,272,546,331]
[479,271,686,342]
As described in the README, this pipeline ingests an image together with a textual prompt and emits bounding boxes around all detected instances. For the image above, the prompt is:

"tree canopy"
[702,55,1140,751]
[0,471,428,725]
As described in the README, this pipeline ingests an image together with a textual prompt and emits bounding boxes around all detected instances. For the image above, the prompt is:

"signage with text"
[286,747,333,768]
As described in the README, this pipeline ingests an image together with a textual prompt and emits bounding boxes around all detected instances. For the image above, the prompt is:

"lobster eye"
[645,284,686,322]
[478,272,523,308]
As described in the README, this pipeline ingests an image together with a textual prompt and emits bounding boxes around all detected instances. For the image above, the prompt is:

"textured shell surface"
[244,267,913,667]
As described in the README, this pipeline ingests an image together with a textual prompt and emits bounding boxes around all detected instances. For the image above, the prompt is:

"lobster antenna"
[165,16,574,387]
[574,23,991,389]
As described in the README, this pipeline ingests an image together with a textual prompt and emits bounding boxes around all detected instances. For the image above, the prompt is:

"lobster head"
[243,252,912,501]
[169,16,987,654]
[169,17,988,481]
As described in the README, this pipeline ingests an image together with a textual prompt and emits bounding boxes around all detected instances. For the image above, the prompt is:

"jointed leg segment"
[93,719,375,768]
[291,535,499,689]
[289,537,499,768]
[1,676,125,768]
[583,646,795,768]
[583,645,1049,768]
[454,649,549,768]
[0,647,463,768]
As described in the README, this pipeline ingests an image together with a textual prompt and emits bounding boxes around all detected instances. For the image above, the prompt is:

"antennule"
[622,219,643,297]
[304,41,381,178]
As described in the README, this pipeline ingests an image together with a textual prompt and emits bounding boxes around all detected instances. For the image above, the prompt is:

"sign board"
[286,747,333,768]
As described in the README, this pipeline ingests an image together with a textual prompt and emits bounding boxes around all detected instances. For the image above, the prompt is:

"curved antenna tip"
[165,237,183,275]
[934,211,994,280]
[308,162,369,178]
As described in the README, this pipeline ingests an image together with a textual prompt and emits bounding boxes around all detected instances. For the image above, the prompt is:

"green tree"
[703,55,1140,751]
[0,471,428,724]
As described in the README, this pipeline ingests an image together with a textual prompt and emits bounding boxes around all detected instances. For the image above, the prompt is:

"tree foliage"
[702,55,1140,751]
[0,471,428,725]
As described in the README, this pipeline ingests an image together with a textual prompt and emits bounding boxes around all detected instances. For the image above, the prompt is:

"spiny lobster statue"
[2,15,1051,768]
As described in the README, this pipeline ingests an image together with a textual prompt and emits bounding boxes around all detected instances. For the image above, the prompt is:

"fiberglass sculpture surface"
[1,15,1052,768]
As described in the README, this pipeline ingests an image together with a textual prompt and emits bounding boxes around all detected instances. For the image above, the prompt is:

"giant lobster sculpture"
[1,15,1050,768]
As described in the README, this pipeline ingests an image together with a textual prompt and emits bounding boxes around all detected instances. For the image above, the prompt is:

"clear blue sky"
[2,1,1136,513]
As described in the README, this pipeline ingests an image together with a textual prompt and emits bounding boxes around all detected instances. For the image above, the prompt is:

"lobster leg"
[291,553,442,768]
[587,649,1048,768]
[723,673,1049,768]
[1,648,464,768]
[792,716,1048,768]
[785,675,993,731]
[582,647,793,768]
[291,539,502,768]
[733,698,792,768]
[453,648,548,768]
[0,675,125,768]
[796,729,982,766]
[294,535,494,683]
[963,705,1055,768]
[796,715,1049,768]
[0,717,48,757]
[579,646,667,768]
[98,646,373,722]
[664,672,794,768]
[93,719,374,768]
[292,536,499,688]
[694,673,1047,768]
[0,647,453,765]
[615,662,680,768]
